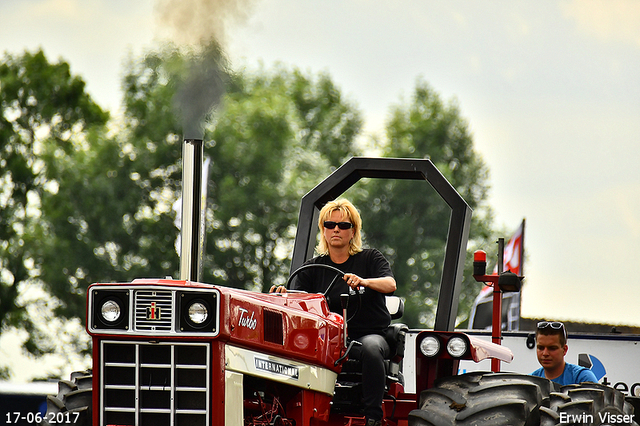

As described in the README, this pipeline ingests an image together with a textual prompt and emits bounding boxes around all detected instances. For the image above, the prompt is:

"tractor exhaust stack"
[179,138,205,282]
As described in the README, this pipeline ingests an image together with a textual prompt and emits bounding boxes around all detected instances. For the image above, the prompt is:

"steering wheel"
[286,264,362,323]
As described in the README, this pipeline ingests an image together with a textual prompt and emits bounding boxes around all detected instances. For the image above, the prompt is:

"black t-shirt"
[290,248,394,338]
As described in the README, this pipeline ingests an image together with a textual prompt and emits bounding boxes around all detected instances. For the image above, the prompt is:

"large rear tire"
[408,372,638,426]
[42,370,92,426]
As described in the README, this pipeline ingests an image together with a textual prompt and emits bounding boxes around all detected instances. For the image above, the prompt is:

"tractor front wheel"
[408,371,639,426]
[41,370,92,426]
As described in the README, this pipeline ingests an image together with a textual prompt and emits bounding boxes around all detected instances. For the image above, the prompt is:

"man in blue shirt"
[531,321,598,385]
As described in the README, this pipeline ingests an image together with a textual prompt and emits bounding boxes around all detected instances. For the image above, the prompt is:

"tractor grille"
[101,340,210,426]
[134,290,173,332]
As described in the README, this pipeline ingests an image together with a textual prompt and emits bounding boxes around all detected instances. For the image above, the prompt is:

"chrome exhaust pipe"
[179,138,204,282]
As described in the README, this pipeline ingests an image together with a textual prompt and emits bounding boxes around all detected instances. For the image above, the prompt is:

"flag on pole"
[502,219,525,276]
[477,219,526,299]
[470,219,526,330]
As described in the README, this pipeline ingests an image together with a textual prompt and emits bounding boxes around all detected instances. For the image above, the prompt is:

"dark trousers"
[350,333,391,421]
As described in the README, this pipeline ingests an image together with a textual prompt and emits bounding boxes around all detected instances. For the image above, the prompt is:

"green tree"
[0,49,108,361]
[353,79,494,328]
[34,43,364,334]
[37,129,183,322]
[35,42,232,332]
[118,44,364,291]
[33,45,217,337]
[200,64,363,289]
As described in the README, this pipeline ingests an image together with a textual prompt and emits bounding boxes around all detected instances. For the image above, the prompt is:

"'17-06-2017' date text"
[5,411,81,424]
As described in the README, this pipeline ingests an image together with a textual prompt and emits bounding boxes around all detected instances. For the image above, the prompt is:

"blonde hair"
[316,199,363,256]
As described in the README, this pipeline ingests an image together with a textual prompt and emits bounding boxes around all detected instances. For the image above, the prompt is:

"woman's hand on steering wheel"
[285,264,362,323]
[269,285,287,293]
[343,273,365,291]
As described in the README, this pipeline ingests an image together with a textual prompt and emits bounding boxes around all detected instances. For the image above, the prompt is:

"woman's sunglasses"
[323,221,353,230]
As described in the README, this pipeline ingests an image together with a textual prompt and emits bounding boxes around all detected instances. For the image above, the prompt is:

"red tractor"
[43,145,637,425]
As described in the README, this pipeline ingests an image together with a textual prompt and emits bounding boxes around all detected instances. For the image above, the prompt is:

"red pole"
[491,238,505,372]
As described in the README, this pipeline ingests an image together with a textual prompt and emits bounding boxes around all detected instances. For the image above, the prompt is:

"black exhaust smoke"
[174,42,228,281]
[159,0,243,280]
[175,40,229,140]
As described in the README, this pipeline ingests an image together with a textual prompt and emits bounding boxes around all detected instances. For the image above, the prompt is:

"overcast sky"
[2,0,640,333]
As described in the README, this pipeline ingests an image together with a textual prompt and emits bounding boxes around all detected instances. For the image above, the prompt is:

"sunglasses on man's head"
[323,221,353,230]
[537,321,567,338]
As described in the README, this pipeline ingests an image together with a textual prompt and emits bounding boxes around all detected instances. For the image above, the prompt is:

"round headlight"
[446,336,468,358]
[101,300,121,323]
[188,302,208,324]
[419,335,440,357]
